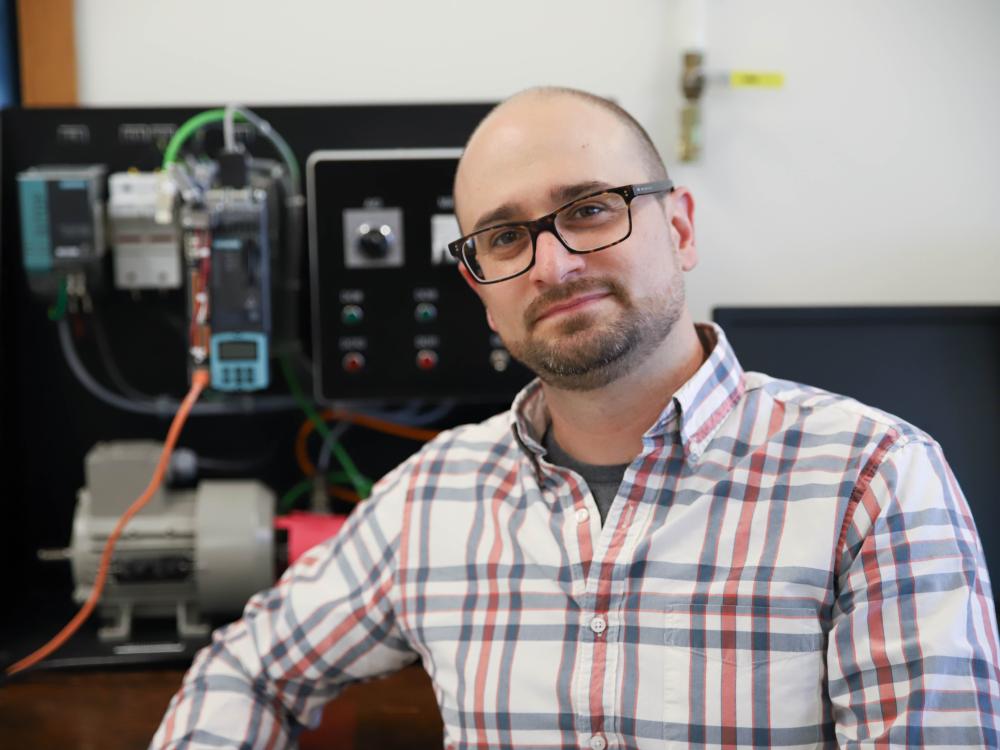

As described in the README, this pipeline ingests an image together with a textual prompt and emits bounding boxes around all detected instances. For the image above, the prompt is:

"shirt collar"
[669,322,746,462]
[509,322,745,466]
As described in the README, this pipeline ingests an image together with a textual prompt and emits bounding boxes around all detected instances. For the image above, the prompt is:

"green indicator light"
[415,302,437,323]
[342,305,363,325]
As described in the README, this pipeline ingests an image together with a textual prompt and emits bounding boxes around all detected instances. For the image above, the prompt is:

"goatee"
[503,274,685,391]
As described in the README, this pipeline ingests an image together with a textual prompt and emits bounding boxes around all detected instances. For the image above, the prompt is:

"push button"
[416,349,438,371]
[489,348,510,372]
[414,302,437,323]
[342,352,365,373]
[341,304,363,325]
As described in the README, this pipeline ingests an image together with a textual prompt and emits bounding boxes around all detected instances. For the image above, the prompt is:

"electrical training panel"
[2,104,513,667]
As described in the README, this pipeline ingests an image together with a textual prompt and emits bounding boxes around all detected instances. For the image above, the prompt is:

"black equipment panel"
[0,104,521,666]
[309,151,532,402]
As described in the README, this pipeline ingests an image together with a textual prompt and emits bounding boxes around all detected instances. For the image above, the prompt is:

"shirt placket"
[558,465,653,750]
[540,466,606,748]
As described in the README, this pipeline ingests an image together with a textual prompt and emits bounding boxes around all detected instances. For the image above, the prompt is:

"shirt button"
[589,615,607,634]
[589,735,607,750]
[575,508,590,523]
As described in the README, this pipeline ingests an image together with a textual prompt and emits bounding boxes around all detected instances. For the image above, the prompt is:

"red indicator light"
[342,352,365,373]
[416,349,438,371]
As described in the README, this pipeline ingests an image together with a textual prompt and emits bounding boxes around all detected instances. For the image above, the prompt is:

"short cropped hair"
[454,87,670,226]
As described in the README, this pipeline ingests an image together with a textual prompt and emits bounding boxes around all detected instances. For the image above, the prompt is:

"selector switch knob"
[357,223,394,259]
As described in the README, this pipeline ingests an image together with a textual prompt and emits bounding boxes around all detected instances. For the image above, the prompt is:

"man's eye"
[570,202,607,219]
[490,229,526,247]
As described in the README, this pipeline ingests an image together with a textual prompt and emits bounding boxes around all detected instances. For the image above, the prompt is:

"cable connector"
[217,151,249,189]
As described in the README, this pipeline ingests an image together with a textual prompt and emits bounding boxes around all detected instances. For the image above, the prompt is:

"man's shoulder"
[742,370,934,449]
[386,408,517,476]
[364,408,517,505]
[424,408,515,451]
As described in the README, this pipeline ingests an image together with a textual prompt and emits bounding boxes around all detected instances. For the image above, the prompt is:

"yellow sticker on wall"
[729,71,785,89]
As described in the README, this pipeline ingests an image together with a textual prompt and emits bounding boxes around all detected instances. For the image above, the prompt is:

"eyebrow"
[471,180,614,232]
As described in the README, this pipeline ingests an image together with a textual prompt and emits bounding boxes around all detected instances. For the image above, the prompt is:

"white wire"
[232,106,301,191]
[223,103,239,152]
[58,319,298,417]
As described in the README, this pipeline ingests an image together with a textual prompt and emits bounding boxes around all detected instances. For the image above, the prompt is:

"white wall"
[75,0,1000,322]
[677,0,1000,321]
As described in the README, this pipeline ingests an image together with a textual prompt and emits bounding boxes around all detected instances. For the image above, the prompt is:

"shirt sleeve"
[828,436,1000,747]
[149,468,418,750]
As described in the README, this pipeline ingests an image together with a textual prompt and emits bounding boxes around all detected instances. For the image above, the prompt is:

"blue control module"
[210,332,269,391]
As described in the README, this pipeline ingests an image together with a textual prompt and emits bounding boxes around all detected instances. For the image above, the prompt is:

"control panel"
[308,149,532,402]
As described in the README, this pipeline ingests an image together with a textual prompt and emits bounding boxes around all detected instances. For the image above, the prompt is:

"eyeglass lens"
[461,191,629,281]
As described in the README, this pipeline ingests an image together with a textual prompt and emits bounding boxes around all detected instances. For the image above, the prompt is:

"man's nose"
[527,230,586,285]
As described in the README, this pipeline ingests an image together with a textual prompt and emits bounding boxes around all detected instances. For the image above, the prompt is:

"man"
[152,87,1000,749]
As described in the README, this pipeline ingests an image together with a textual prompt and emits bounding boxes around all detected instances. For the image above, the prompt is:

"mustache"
[523,277,629,329]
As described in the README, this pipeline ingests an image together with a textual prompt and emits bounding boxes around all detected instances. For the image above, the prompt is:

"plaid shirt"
[153,323,1000,749]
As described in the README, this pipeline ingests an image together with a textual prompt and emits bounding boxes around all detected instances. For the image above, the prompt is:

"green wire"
[160,107,300,189]
[279,355,373,498]
[161,108,247,169]
[47,277,68,321]
[279,471,352,514]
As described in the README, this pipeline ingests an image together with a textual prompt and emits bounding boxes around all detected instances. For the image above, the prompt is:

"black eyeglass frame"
[448,179,675,284]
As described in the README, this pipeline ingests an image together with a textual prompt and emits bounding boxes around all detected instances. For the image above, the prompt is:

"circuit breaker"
[107,171,182,290]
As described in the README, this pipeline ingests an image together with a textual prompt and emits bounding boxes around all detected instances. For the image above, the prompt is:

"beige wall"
[74,0,1000,321]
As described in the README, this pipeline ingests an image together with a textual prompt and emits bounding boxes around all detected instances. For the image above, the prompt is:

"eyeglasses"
[448,179,674,284]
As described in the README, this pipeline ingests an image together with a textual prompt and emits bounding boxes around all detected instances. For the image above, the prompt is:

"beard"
[501,272,686,392]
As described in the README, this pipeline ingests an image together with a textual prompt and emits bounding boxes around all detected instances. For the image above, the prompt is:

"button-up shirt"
[152,323,1000,749]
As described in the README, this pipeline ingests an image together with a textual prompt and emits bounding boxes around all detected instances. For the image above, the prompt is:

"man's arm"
[150,475,417,750]
[828,436,1000,747]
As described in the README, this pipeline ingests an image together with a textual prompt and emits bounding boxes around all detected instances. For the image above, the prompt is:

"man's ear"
[457,261,482,296]
[457,263,498,332]
[668,187,698,272]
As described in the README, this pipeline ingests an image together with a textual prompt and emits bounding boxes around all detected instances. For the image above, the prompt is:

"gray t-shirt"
[543,427,629,526]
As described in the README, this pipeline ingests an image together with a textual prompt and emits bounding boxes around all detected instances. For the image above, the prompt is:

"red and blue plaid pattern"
[153,323,1000,749]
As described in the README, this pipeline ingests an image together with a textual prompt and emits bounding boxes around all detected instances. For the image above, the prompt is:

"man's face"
[454,94,697,391]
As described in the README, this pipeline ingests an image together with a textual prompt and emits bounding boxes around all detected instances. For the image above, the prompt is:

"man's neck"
[542,315,707,465]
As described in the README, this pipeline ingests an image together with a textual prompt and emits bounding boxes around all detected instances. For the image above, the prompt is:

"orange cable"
[294,417,313,477]
[294,409,440,479]
[327,485,361,504]
[331,410,440,442]
[5,369,212,677]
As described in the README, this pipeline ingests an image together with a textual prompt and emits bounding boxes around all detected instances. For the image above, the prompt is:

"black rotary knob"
[357,223,394,259]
